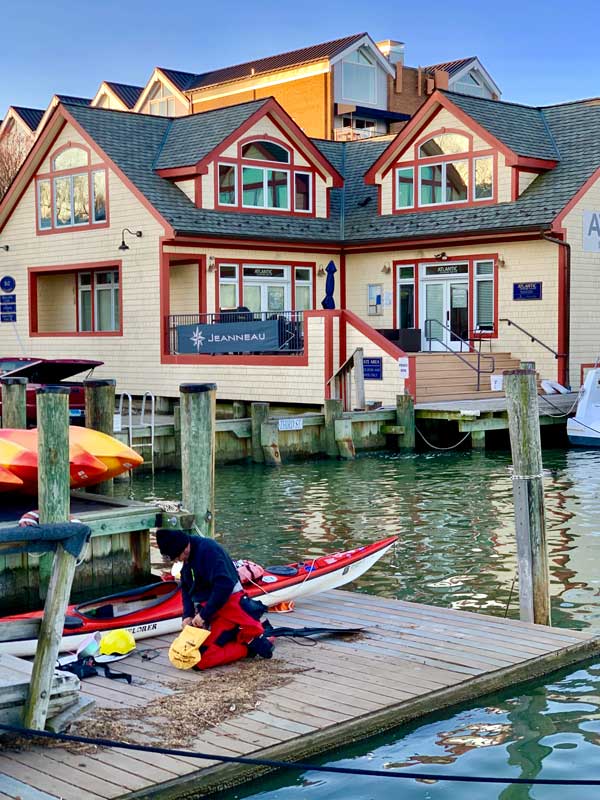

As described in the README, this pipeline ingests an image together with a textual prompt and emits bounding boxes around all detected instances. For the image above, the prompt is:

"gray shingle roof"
[62,94,600,246]
[442,91,559,161]
[155,100,269,169]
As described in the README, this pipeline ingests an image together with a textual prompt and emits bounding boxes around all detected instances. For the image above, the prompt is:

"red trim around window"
[213,257,316,312]
[392,253,498,340]
[28,260,123,337]
[34,142,110,236]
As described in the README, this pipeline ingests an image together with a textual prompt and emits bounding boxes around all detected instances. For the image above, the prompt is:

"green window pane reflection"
[242,167,264,207]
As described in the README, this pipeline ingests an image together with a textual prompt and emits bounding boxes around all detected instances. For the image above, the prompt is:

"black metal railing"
[499,318,564,360]
[424,318,496,392]
[167,310,305,356]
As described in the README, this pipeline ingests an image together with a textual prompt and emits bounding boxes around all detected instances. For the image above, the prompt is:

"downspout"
[542,231,571,388]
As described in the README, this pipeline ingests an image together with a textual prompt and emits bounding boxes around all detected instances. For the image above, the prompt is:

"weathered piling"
[84,379,116,495]
[180,383,216,537]
[324,398,343,458]
[232,401,247,419]
[23,386,75,730]
[504,368,551,625]
[396,392,416,450]
[251,403,269,463]
[261,422,282,466]
[0,376,27,429]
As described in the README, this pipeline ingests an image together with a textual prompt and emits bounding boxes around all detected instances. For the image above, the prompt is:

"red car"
[0,358,103,425]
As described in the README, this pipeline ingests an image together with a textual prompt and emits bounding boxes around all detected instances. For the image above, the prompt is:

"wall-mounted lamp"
[317,264,326,277]
[434,251,448,261]
[118,228,143,252]
[0,245,9,252]
[207,256,216,272]
[497,257,506,269]
[381,263,391,274]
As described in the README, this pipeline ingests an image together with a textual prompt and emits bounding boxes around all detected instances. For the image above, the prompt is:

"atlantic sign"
[177,320,280,354]
[583,212,600,251]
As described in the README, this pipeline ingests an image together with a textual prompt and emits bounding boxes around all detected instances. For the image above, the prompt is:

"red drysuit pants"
[193,592,264,670]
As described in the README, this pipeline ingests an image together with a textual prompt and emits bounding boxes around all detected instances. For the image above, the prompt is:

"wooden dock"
[0,588,598,800]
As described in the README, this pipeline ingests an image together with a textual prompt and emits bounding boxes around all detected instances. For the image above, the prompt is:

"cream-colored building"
[0,89,597,407]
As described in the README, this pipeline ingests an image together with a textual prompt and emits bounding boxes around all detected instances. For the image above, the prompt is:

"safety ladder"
[117,391,156,472]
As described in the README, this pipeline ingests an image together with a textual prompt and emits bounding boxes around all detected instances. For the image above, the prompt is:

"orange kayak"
[0,427,142,492]
[0,464,23,491]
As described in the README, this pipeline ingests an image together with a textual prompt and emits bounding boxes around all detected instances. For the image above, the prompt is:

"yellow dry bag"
[168,625,210,670]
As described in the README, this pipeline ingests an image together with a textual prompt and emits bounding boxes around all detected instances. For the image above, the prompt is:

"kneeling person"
[156,529,273,669]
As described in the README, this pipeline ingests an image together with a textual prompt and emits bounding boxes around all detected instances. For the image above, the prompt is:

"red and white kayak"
[0,536,397,656]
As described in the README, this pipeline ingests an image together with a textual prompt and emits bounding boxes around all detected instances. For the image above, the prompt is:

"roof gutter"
[542,230,571,388]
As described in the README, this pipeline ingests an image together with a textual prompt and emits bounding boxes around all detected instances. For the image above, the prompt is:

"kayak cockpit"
[74,580,180,620]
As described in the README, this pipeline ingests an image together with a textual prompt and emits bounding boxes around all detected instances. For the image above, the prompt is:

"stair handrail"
[424,319,496,392]
[499,318,565,359]
[327,347,365,411]
[117,392,133,447]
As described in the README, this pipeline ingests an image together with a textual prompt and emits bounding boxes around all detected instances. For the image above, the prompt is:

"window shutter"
[476,280,493,328]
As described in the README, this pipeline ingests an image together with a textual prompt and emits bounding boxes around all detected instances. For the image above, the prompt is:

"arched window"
[394,130,494,211]
[216,138,312,214]
[36,145,108,232]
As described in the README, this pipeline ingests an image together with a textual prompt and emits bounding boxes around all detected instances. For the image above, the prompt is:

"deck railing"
[167,311,305,356]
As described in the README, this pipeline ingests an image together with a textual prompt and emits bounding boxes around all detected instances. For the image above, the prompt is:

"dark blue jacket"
[180,537,240,623]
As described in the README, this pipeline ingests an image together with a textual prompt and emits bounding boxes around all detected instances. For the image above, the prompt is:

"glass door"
[423,279,469,351]
[449,282,469,345]
[424,282,445,350]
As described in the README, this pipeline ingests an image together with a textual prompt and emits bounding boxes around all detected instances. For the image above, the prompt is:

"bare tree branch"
[0,130,30,200]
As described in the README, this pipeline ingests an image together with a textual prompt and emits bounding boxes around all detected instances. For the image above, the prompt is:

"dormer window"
[36,144,108,233]
[342,47,377,104]
[394,131,495,211]
[147,83,175,116]
[216,138,313,214]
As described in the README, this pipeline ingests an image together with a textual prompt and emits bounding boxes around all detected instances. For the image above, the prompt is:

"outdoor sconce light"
[497,257,506,269]
[381,263,391,274]
[0,245,9,252]
[317,265,326,277]
[207,256,216,272]
[434,251,448,261]
[118,228,143,251]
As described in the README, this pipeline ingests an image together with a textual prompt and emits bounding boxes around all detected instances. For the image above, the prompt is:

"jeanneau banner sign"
[177,320,279,354]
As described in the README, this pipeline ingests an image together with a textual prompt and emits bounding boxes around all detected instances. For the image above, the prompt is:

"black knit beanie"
[156,529,190,560]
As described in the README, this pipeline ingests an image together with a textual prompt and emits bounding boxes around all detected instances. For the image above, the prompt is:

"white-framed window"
[474,156,493,200]
[242,166,290,210]
[474,260,494,331]
[78,270,119,332]
[397,266,415,328]
[294,267,313,310]
[342,47,377,104]
[419,160,469,206]
[148,83,175,116]
[396,167,414,209]
[218,263,238,310]
[218,164,237,206]
[294,172,312,213]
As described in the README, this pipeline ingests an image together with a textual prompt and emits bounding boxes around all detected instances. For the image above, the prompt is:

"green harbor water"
[116,448,600,798]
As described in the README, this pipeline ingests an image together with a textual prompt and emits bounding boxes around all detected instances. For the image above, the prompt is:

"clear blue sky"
[2,0,599,118]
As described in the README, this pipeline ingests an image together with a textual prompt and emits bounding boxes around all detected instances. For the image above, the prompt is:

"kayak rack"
[116,391,156,472]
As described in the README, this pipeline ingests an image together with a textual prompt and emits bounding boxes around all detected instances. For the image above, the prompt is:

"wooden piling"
[471,430,486,450]
[1,376,27,429]
[260,422,282,466]
[396,392,416,450]
[251,403,269,463]
[504,368,551,626]
[23,386,75,730]
[232,401,247,419]
[324,398,343,458]
[84,379,116,495]
[180,383,216,537]
[334,418,355,459]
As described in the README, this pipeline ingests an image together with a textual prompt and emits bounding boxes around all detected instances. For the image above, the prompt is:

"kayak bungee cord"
[1,724,600,786]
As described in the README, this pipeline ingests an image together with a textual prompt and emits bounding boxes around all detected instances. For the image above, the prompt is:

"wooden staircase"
[414,351,523,403]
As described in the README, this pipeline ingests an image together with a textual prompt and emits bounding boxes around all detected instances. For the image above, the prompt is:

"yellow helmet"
[98,629,136,657]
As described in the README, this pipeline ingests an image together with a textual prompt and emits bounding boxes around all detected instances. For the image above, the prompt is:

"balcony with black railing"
[167,310,305,356]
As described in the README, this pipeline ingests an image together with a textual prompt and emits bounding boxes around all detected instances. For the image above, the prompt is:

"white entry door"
[423,280,469,351]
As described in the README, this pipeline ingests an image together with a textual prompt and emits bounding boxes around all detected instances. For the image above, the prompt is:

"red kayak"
[0,536,397,656]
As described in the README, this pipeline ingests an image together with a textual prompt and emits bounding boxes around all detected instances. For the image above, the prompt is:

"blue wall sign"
[364,357,383,380]
[0,313,16,323]
[177,320,280,354]
[0,276,15,293]
[0,294,16,306]
[513,282,542,301]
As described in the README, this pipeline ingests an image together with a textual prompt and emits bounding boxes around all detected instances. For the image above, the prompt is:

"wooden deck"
[1,588,598,800]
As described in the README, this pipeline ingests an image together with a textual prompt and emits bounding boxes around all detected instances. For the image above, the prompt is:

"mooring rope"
[1,724,599,786]
[415,426,471,451]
